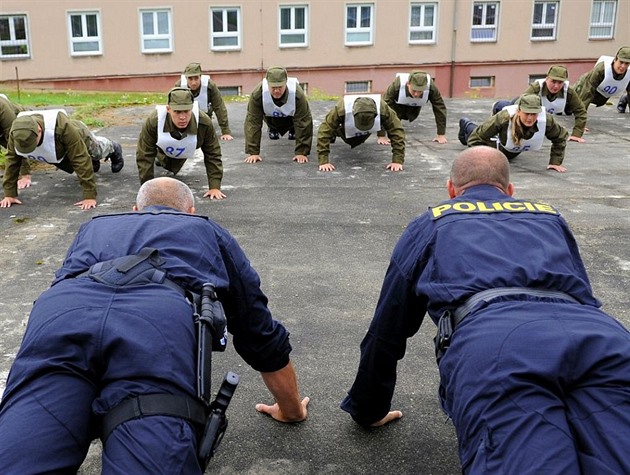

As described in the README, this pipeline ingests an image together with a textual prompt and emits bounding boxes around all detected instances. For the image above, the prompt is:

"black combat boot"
[108,142,124,173]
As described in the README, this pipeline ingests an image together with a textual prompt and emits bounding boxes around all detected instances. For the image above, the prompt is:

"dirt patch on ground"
[96,105,153,128]
[94,106,148,127]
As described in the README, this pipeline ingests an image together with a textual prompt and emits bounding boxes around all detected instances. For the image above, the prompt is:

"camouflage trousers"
[85,134,116,161]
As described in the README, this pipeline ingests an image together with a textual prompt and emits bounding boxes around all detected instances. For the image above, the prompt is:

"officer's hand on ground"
[377,136,391,145]
[0,197,22,208]
[256,396,310,423]
[204,189,226,200]
[17,175,32,189]
[244,154,263,164]
[292,154,308,163]
[220,134,234,141]
[370,410,403,427]
[74,199,97,210]
[546,164,567,173]
[568,135,586,143]
[319,163,335,172]
[386,163,403,172]
[433,134,448,144]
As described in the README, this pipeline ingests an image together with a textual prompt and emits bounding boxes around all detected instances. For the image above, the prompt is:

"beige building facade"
[1,1,629,98]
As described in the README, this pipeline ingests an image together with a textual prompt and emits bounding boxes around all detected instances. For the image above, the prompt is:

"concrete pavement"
[1,97,629,474]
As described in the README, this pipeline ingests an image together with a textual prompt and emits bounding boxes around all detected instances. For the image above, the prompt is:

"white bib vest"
[595,56,630,98]
[15,109,66,163]
[179,75,210,113]
[535,79,568,115]
[155,103,200,159]
[395,73,430,107]
[343,94,382,137]
[502,104,546,153]
[262,78,298,117]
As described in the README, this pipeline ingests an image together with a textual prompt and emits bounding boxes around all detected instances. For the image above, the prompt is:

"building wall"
[1,1,628,98]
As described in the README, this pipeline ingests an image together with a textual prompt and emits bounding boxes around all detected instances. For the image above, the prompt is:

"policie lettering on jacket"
[430,200,558,219]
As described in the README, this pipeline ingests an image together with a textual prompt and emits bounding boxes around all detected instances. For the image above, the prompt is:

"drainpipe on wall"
[259,1,265,72]
[449,0,459,98]
[15,67,21,102]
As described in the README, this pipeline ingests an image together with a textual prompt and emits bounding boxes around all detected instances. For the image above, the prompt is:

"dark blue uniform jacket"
[53,205,291,373]
[341,185,600,425]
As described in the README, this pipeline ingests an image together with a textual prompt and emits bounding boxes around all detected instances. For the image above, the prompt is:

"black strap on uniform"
[101,394,208,443]
[452,287,579,326]
[76,247,188,298]
[435,287,579,362]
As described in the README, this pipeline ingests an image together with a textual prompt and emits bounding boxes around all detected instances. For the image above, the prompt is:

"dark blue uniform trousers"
[0,279,203,474]
[439,299,630,474]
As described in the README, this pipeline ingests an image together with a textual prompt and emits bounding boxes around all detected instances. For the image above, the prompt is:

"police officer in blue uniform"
[341,146,630,474]
[0,177,309,474]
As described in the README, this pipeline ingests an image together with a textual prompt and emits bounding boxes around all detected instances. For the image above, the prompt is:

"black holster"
[434,310,454,363]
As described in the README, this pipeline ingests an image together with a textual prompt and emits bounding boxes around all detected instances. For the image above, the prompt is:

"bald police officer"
[244,66,313,164]
[175,62,233,141]
[0,177,309,474]
[377,70,448,144]
[317,95,406,172]
[1,111,123,210]
[136,87,226,200]
[342,145,630,474]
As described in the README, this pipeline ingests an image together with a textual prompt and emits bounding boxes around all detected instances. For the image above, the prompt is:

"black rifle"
[194,283,239,470]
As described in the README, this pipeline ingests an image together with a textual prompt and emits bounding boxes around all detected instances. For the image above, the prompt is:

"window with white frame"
[531,2,558,40]
[589,0,616,39]
[409,3,437,44]
[211,7,241,50]
[0,14,30,59]
[471,2,499,42]
[345,4,374,46]
[140,9,172,53]
[279,5,308,47]
[68,11,102,55]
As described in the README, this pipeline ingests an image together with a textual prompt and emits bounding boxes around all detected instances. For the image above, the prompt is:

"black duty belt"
[435,287,579,362]
[101,394,208,442]
[451,287,580,328]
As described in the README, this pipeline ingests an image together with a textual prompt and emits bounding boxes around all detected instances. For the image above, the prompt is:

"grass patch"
[1,89,168,128]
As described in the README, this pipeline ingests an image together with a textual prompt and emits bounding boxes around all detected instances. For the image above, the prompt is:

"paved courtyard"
[1,97,629,474]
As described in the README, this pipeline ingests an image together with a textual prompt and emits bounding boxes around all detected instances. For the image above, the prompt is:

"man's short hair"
[136,177,194,212]
[450,146,510,191]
